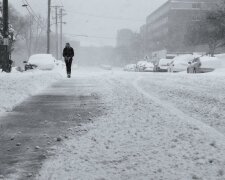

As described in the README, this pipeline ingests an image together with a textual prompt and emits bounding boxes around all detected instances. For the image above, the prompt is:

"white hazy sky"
[11,0,167,46]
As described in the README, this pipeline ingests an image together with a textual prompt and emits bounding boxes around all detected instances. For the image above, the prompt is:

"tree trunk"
[208,39,216,57]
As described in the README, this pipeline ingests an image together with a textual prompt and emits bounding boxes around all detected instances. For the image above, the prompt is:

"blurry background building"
[143,0,219,57]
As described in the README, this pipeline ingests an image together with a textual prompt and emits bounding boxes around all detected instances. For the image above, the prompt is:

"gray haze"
[11,0,166,46]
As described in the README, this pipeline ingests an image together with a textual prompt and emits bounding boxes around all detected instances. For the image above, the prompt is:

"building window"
[192,15,201,21]
[192,3,201,9]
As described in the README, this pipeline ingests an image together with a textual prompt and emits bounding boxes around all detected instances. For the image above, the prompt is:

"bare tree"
[185,1,225,56]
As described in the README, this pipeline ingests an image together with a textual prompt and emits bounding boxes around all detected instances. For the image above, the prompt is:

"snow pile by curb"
[0,70,62,114]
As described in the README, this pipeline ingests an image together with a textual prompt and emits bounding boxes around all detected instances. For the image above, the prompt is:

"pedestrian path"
[0,77,103,179]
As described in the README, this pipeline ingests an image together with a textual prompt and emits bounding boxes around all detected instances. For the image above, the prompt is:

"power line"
[69,11,145,22]
[59,0,64,7]
[22,0,39,21]
[22,0,46,29]
[24,0,39,20]
[66,33,116,40]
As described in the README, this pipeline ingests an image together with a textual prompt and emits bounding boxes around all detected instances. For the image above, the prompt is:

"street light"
[22,3,33,57]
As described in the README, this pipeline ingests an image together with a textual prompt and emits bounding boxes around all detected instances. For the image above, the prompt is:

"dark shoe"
[67,74,71,78]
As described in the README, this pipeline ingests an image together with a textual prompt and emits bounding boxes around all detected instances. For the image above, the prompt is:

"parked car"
[172,54,195,72]
[100,64,112,70]
[187,56,221,73]
[25,54,56,71]
[136,61,154,72]
[158,58,174,72]
[136,61,147,72]
[24,61,38,71]
[124,64,137,72]
[143,62,154,72]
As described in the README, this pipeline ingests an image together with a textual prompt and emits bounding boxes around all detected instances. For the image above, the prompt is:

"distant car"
[124,64,137,72]
[100,64,112,70]
[136,61,147,72]
[136,61,154,72]
[187,56,221,73]
[26,54,56,71]
[158,58,174,72]
[143,62,154,72]
[172,54,195,72]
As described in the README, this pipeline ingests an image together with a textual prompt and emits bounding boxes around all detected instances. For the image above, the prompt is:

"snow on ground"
[37,69,225,180]
[0,68,62,114]
[137,70,225,134]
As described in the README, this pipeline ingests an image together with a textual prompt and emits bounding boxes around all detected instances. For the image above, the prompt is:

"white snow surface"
[0,69,62,114]
[37,69,225,180]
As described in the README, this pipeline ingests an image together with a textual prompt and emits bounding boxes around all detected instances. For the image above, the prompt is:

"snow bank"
[0,70,62,114]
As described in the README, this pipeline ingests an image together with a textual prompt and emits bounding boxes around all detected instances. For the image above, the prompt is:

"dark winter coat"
[63,47,74,58]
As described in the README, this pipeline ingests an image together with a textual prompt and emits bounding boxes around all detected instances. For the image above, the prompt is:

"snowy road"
[1,68,225,180]
[36,69,225,180]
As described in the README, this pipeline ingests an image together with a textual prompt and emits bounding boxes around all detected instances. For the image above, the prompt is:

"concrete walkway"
[0,76,104,179]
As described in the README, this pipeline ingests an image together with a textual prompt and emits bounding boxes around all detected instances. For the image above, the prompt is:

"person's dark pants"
[64,57,73,75]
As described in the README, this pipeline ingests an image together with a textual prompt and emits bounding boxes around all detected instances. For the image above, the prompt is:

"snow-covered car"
[27,54,56,71]
[136,61,147,72]
[143,62,154,72]
[24,62,37,71]
[136,61,154,72]
[158,58,174,72]
[124,64,137,72]
[100,64,112,70]
[187,56,222,73]
[55,60,65,68]
[172,54,195,72]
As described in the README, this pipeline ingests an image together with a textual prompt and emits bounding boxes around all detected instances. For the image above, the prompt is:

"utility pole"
[28,16,33,57]
[47,0,51,54]
[60,8,63,60]
[59,8,66,60]
[2,0,10,72]
[55,7,58,60]
[51,6,63,60]
[3,0,8,41]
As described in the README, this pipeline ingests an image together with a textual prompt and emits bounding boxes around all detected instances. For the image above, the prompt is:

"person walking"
[63,43,74,78]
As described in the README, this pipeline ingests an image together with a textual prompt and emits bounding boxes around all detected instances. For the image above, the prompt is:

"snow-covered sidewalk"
[0,69,62,114]
[36,70,225,180]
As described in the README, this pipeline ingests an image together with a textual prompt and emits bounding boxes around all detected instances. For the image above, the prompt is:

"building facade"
[143,0,219,55]
[116,29,134,47]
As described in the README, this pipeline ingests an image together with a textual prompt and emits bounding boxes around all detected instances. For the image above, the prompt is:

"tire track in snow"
[133,76,225,142]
